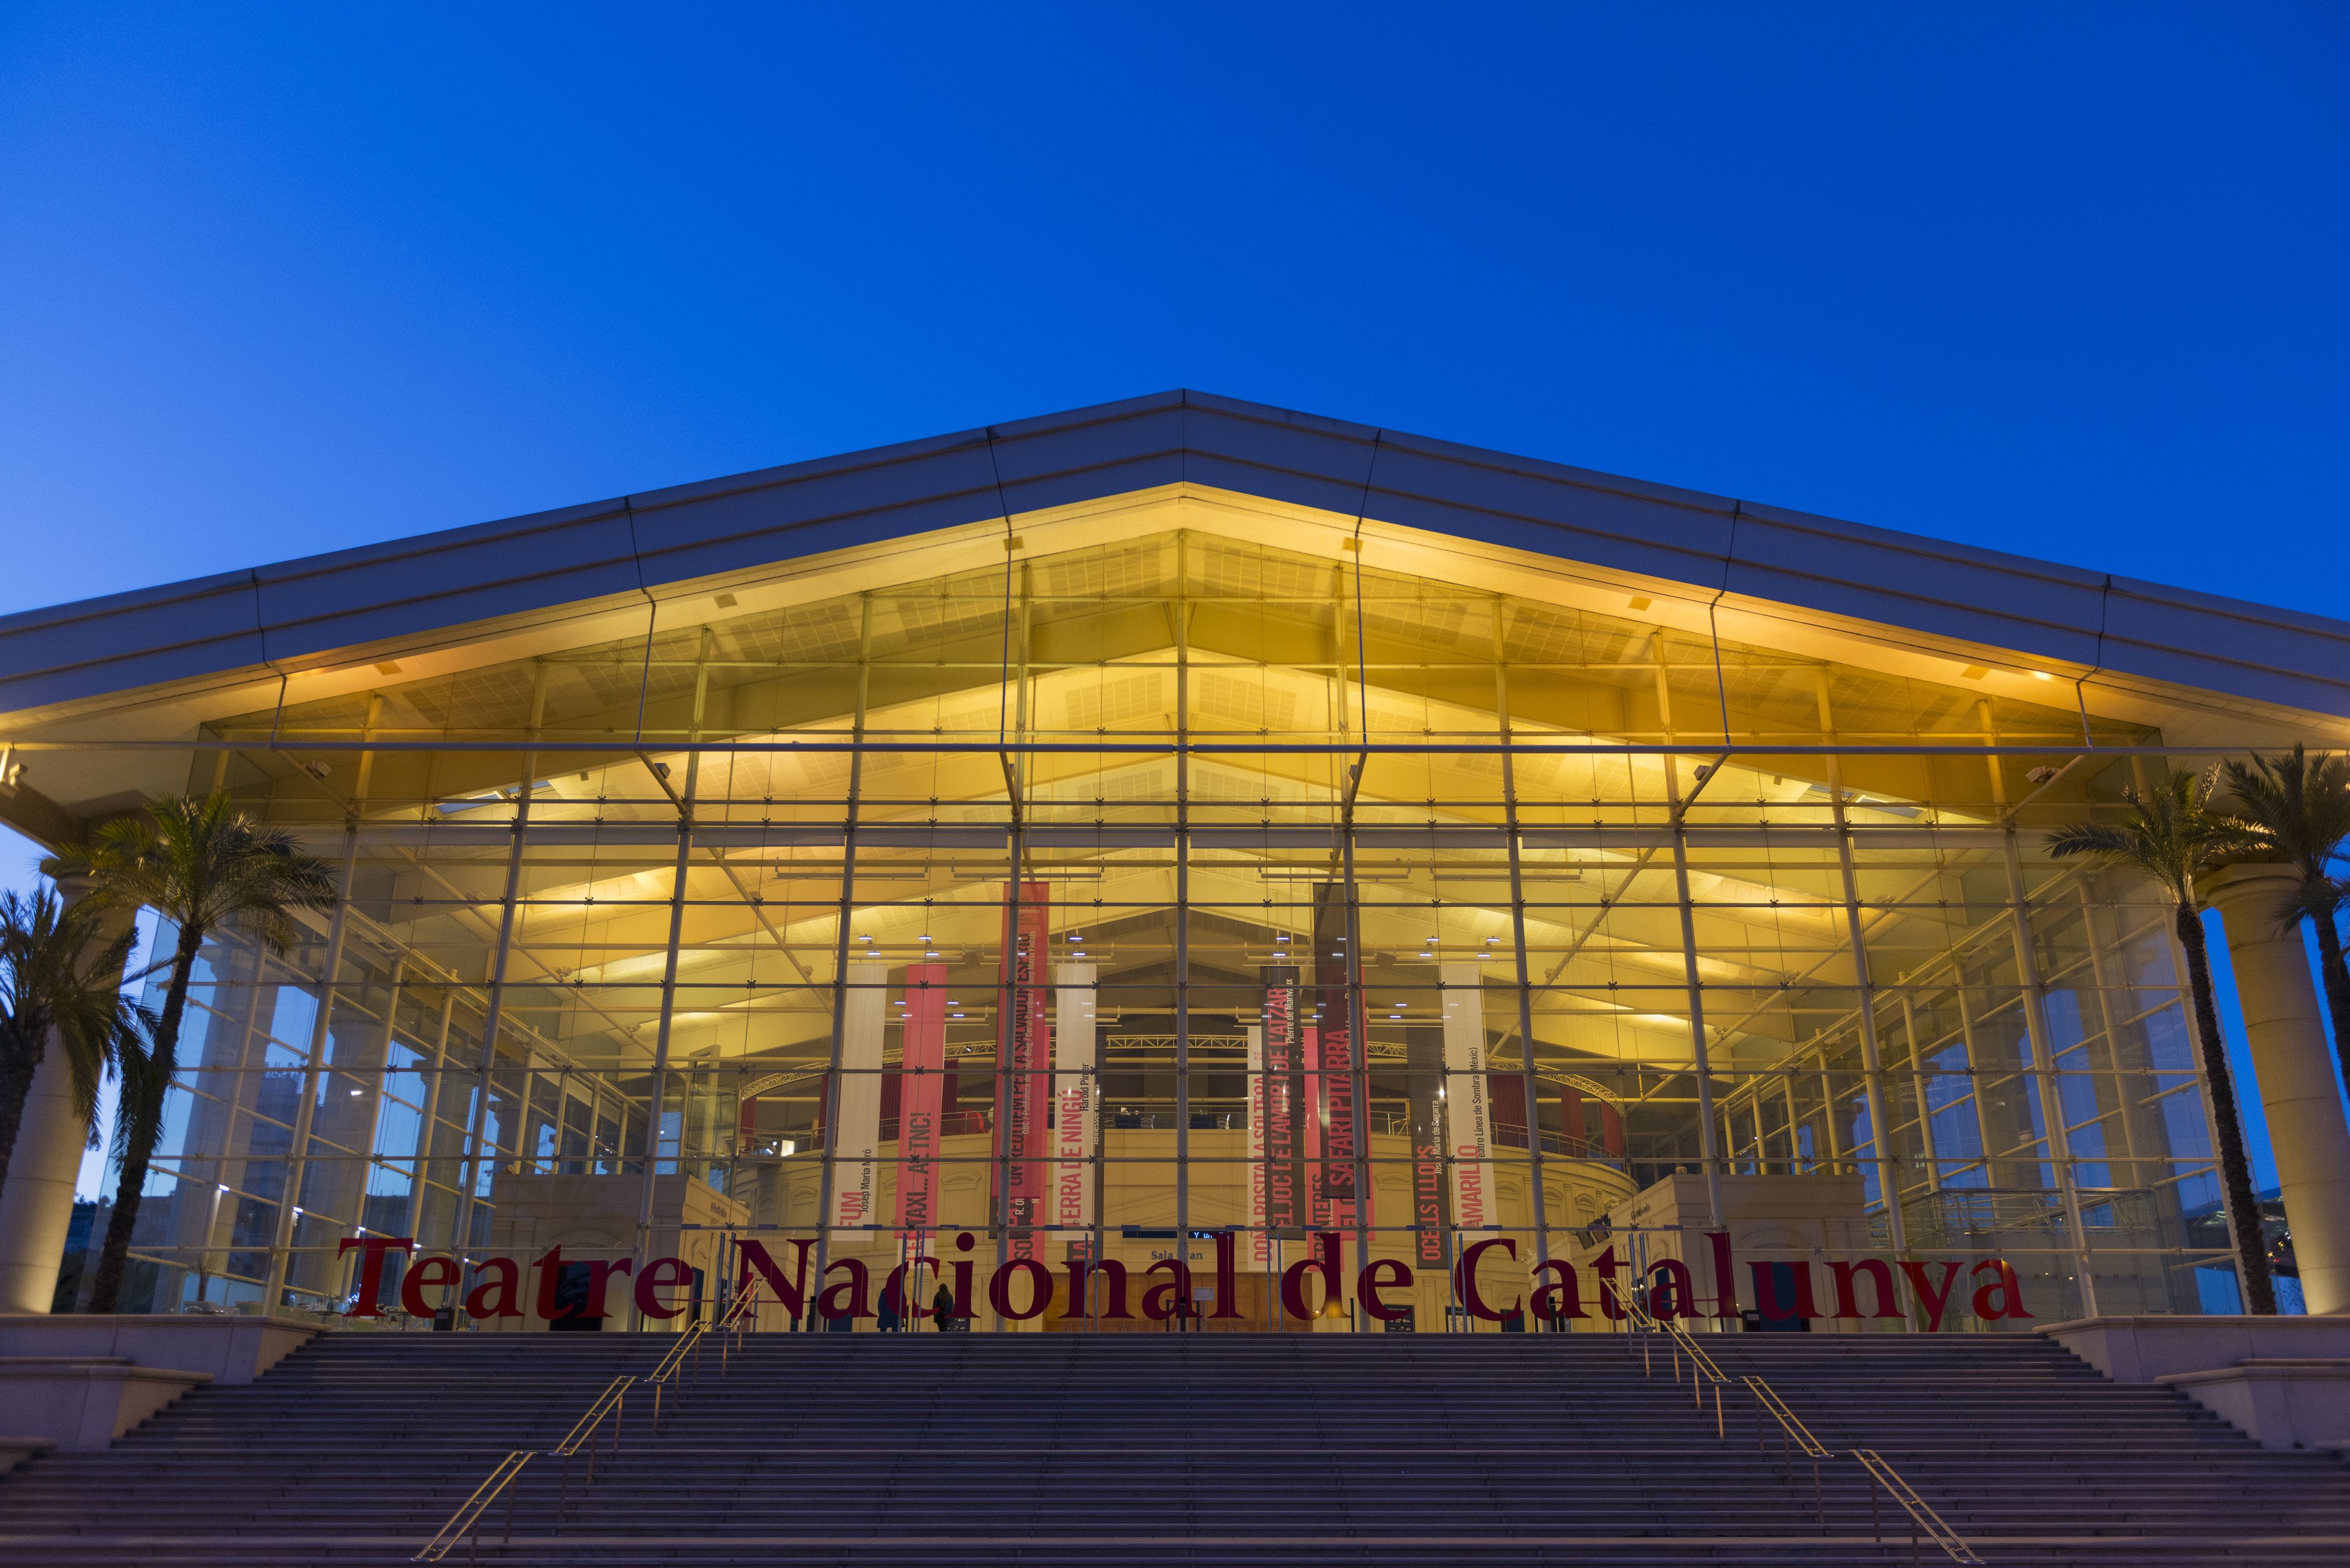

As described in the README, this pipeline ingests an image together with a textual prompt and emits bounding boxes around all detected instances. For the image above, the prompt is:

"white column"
[2204,864,2350,1315]
[0,879,133,1314]
[0,1050,95,1313]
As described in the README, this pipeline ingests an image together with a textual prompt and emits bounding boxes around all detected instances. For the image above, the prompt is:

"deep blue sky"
[1,6,2345,619]
[2,8,2343,1200]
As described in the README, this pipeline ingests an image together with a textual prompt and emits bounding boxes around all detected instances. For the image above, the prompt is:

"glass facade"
[65,527,2250,1328]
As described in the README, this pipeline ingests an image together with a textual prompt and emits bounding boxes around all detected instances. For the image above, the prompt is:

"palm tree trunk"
[2306,905,2350,1098]
[86,923,201,1314]
[0,1022,47,1210]
[2176,903,2277,1314]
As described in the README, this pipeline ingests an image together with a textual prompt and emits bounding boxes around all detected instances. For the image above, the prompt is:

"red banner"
[894,962,948,1239]
[1312,881,1368,1231]
[996,881,1052,1259]
[1302,1024,1327,1226]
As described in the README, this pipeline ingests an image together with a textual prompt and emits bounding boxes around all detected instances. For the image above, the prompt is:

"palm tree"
[2048,769,2275,1313]
[2219,746,2350,1094]
[47,794,336,1314]
[0,887,147,1209]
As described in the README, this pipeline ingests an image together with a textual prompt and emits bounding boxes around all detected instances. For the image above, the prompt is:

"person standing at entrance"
[933,1280,956,1331]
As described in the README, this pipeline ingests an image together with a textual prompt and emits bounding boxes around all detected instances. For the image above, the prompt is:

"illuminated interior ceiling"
[4,391,2346,1088]
[153,518,2142,1078]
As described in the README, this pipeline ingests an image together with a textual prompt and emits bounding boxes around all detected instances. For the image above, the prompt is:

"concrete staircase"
[0,1327,2346,1564]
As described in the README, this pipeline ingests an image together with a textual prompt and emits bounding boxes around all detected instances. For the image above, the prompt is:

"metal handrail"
[1742,1374,1831,1459]
[649,1283,758,1384]
[1854,1448,1984,1565]
[648,1280,760,1431]
[414,1373,633,1562]
[417,1285,767,1559]
[412,1449,532,1563]
[1610,1283,1976,1560]
[1737,1372,1830,1525]
[1615,1306,1968,1559]
[551,1375,635,1458]
[1620,1295,1728,1438]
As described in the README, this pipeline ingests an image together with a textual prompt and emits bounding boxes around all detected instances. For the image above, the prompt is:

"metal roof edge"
[2,389,2346,725]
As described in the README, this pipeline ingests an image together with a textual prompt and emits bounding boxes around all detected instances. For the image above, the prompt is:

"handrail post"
[1869,1460,1882,1544]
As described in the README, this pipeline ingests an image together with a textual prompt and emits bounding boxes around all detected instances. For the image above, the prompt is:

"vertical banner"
[1052,961,1097,1255]
[894,961,948,1238]
[831,961,888,1232]
[1312,881,1364,1230]
[1405,1010,1445,1267]
[996,881,1053,1260]
[1441,960,1495,1235]
[1302,1024,1327,1226]
[1259,965,1301,1258]
[1246,1022,1268,1263]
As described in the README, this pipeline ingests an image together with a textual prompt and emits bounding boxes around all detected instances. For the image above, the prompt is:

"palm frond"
[2042,768,2245,907]
[2044,822,2137,861]
[2220,745,2350,877]
[0,888,142,1121]
[46,790,339,956]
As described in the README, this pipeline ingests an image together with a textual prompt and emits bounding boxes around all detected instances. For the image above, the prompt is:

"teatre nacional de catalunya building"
[1,389,2347,1336]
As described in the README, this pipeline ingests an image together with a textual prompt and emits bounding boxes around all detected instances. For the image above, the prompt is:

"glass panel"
[49,522,2264,1334]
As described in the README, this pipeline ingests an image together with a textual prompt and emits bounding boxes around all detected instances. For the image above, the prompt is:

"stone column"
[0,878,132,1314]
[2203,864,2350,1316]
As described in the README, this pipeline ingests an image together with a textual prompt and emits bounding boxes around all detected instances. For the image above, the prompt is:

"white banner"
[829,961,887,1232]
[1052,962,1098,1247]
[1441,961,1496,1232]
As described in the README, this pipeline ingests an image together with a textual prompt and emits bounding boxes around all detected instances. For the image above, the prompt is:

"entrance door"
[548,1260,602,1331]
